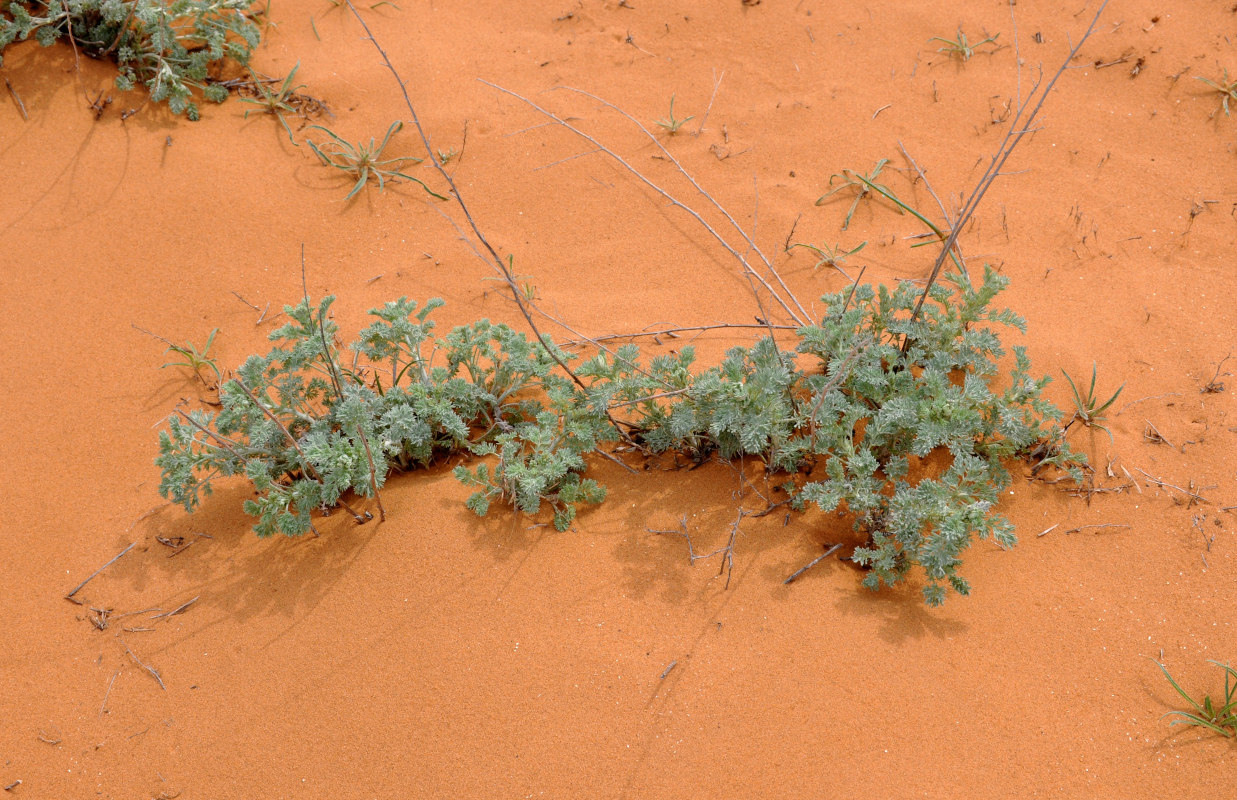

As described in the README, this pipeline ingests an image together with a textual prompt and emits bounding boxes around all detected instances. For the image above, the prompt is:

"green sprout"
[1154,659,1237,739]
[1060,362,1124,442]
[654,95,694,135]
[239,62,306,143]
[931,28,1001,62]
[305,120,447,201]
[816,159,904,231]
[1197,68,1237,117]
[161,329,222,387]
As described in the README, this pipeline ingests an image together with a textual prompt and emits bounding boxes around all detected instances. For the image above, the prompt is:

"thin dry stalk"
[905,0,1110,333]
[341,1,588,394]
[481,81,809,329]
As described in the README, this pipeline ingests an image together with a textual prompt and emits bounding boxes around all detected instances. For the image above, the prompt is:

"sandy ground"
[1,1,1234,797]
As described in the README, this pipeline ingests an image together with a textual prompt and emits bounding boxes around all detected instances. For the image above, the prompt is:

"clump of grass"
[1060,362,1123,441]
[1197,68,1237,117]
[931,27,1000,62]
[305,120,446,201]
[161,328,223,387]
[653,95,693,135]
[239,62,306,142]
[1154,659,1237,739]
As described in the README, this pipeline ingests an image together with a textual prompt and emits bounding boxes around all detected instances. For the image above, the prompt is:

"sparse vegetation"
[931,27,1001,62]
[1154,659,1237,739]
[305,120,446,200]
[1197,68,1237,116]
[653,94,693,135]
[1060,362,1123,442]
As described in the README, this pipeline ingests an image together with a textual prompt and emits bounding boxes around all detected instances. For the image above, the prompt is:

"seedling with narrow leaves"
[306,120,446,201]
[816,159,905,231]
[654,95,693,135]
[789,240,867,274]
[1197,68,1237,117]
[1060,362,1123,442]
[162,328,223,388]
[931,27,1001,62]
[239,62,306,143]
[1153,659,1237,739]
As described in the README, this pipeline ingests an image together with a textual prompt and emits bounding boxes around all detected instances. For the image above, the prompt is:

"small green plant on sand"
[161,328,223,387]
[653,94,693,135]
[816,159,904,231]
[1060,362,1123,442]
[306,120,447,201]
[0,0,261,120]
[239,61,305,142]
[1153,659,1237,739]
[156,266,1083,605]
[789,240,867,272]
[1197,68,1237,117]
[931,27,1000,62]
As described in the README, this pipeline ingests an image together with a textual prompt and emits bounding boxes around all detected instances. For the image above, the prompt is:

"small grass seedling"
[1153,659,1237,739]
[305,120,447,201]
[1061,362,1123,441]
[816,159,904,231]
[789,240,867,273]
[931,27,1001,62]
[239,62,306,143]
[654,95,693,135]
[1197,68,1237,117]
[161,329,222,387]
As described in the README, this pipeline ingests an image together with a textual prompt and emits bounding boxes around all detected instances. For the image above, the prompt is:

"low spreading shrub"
[156,265,1082,605]
[0,0,260,119]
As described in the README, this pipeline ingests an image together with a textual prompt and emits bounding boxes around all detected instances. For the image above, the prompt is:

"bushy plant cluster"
[0,0,260,119]
[156,266,1082,604]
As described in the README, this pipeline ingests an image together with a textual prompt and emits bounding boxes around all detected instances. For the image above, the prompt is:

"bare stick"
[693,68,724,136]
[898,141,965,275]
[175,409,246,461]
[784,543,843,584]
[151,596,199,621]
[123,640,166,690]
[559,321,798,348]
[905,1,1110,331]
[233,380,321,480]
[65,542,136,602]
[1200,351,1232,393]
[342,1,590,395]
[559,82,811,326]
[1063,523,1130,534]
[356,424,387,521]
[1036,523,1060,537]
[231,291,261,312]
[486,81,808,327]
[100,671,119,715]
[5,78,28,120]
[1133,468,1211,504]
[1116,392,1181,415]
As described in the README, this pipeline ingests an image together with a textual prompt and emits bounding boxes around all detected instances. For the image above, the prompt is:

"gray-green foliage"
[0,1,260,120]
[156,266,1082,603]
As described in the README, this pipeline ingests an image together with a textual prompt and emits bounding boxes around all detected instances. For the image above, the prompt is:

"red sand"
[1,1,1234,797]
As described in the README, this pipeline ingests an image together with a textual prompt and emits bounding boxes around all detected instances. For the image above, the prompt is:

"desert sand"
[1,1,1234,797]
